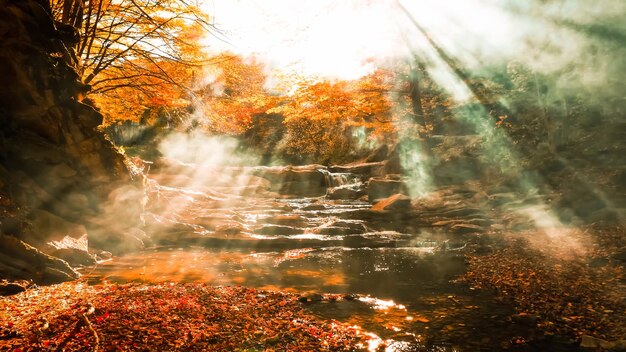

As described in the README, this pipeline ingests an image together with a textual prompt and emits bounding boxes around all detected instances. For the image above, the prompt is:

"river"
[81,162,582,351]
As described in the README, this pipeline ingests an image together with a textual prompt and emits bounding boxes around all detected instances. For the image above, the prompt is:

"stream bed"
[81,167,584,351]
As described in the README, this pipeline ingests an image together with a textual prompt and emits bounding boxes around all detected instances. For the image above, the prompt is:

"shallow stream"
[81,168,582,351]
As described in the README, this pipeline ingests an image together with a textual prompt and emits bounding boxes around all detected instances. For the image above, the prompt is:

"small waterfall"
[320,169,361,188]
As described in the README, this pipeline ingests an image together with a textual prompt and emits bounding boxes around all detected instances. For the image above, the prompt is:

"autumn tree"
[50,0,214,123]
[265,69,397,163]
[350,69,397,140]
[195,54,277,133]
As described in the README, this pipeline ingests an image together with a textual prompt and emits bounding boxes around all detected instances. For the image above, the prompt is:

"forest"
[0,0,624,351]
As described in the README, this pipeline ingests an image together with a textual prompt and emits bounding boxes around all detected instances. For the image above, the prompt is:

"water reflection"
[83,247,465,297]
[81,247,526,351]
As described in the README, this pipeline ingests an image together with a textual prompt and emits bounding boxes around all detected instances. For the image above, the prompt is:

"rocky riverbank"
[0,0,143,285]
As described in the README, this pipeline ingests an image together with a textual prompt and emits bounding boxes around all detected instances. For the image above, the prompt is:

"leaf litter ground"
[461,225,626,345]
[0,283,368,351]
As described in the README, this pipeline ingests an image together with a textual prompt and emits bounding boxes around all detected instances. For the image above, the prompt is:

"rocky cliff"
[0,0,144,286]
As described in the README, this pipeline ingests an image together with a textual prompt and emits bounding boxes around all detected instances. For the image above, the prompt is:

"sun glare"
[201,0,522,82]
[202,0,406,80]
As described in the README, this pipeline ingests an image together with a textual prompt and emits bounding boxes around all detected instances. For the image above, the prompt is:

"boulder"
[328,162,386,177]
[86,227,146,255]
[26,210,87,243]
[41,233,95,266]
[279,181,327,197]
[254,166,327,197]
[45,248,97,266]
[0,282,27,296]
[368,178,407,202]
[371,194,412,211]
[0,234,79,284]
[327,186,366,200]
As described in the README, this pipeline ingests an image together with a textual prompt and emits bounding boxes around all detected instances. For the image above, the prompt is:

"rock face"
[367,177,407,202]
[0,0,143,283]
[371,194,412,211]
[329,161,387,178]
[0,235,79,284]
[253,165,327,197]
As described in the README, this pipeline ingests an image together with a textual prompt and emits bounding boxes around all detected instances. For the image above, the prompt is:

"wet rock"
[41,234,92,266]
[435,240,467,252]
[301,203,327,211]
[146,215,196,236]
[473,244,495,254]
[86,227,146,255]
[298,293,324,303]
[326,187,366,200]
[343,294,356,301]
[0,235,79,284]
[465,218,493,227]
[328,162,386,177]
[46,233,89,251]
[45,248,97,266]
[254,166,327,197]
[438,207,484,218]
[254,225,301,236]
[0,282,27,296]
[278,181,328,197]
[330,221,368,233]
[314,226,363,236]
[371,194,412,211]
[215,224,244,235]
[450,223,483,234]
[26,210,87,243]
[93,250,113,261]
[193,213,243,230]
[368,178,407,202]
[432,219,459,227]
[260,215,308,227]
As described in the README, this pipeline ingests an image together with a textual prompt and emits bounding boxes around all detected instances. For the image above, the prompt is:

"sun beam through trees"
[1,0,625,351]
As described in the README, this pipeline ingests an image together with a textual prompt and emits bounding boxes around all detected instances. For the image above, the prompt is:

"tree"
[195,54,278,133]
[50,0,214,123]
[266,70,397,163]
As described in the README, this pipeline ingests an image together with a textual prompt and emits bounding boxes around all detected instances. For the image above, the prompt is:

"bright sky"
[200,0,600,84]
[202,0,408,80]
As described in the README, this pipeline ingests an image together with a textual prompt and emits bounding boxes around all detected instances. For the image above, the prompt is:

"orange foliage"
[267,69,397,157]
[51,0,212,124]
[196,54,278,133]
